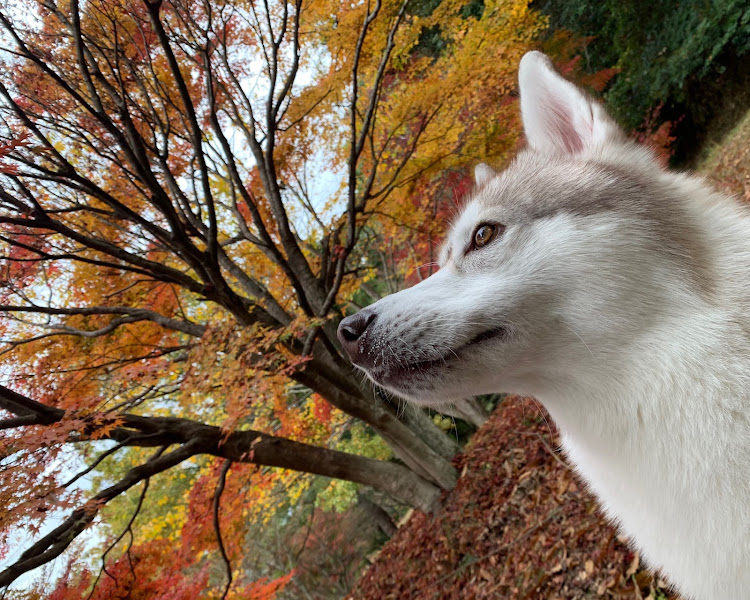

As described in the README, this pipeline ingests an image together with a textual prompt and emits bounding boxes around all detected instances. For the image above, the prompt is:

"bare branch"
[0,382,443,505]
[0,414,40,430]
[88,464,156,599]
[213,460,233,600]
[143,1,219,267]
[0,304,206,338]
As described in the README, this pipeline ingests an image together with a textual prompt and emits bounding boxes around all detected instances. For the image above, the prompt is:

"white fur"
[342,52,750,599]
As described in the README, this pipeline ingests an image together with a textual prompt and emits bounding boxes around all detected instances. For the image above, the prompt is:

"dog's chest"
[555,392,750,600]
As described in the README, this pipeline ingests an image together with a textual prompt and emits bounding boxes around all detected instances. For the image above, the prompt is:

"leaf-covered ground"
[700,108,750,202]
[349,397,678,600]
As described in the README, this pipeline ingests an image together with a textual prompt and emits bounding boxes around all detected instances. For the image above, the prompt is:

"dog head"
[337,52,705,406]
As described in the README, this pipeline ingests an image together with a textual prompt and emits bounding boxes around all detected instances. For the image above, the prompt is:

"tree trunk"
[357,494,397,537]
[439,398,490,429]
[385,392,462,459]
[310,329,462,480]
[215,424,443,512]
[295,369,458,490]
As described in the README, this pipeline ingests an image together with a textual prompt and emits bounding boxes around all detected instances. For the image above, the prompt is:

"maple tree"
[0,0,546,594]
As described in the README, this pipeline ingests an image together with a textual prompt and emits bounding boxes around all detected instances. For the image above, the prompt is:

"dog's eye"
[470,223,504,251]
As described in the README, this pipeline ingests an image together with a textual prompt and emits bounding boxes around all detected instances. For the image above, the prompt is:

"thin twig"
[534,432,571,471]
[213,459,233,600]
[88,459,159,600]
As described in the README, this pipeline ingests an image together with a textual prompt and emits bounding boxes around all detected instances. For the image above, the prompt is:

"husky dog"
[337,51,750,599]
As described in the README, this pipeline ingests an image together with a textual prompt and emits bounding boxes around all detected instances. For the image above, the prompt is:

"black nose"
[337,310,376,363]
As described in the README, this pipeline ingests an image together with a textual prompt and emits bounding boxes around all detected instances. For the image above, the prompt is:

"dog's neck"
[542,311,747,446]
[531,250,750,599]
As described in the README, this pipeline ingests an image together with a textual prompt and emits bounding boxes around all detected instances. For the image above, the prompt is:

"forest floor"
[700,108,750,202]
[346,113,750,600]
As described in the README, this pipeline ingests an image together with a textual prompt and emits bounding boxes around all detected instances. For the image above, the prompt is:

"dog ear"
[519,51,623,155]
[474,163,495,186]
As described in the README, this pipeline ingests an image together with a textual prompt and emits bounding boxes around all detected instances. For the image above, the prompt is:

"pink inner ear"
[545,95,583,154]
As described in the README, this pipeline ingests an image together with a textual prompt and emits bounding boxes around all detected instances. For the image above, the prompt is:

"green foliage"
[408,0,444,18]
[316,479,359,513]
[98,453,203,543]
[459,0,485,20]
[409,0,486,59]
[317,423,393,512]
[535,0,750,153]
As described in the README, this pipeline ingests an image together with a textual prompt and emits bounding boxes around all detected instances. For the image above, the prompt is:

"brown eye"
[471,223,504,251]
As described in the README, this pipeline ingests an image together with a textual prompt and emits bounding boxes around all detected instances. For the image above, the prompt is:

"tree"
[0,0,543,592]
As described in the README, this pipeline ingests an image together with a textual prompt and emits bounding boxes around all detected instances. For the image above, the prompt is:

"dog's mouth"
[368,325,509,387]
